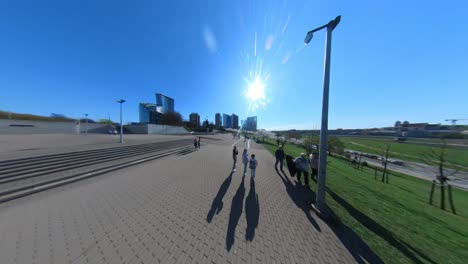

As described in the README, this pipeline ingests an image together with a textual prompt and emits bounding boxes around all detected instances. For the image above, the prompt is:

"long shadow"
[327,189,437,264]
[207,172,234,223]
[245,177,259,241]
[276,171,384,263]
[226,175,246,251]
[275,170,321,231]
[323,205,385,264]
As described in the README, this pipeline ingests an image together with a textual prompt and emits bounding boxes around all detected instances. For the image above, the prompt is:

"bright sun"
[246,78,266,101]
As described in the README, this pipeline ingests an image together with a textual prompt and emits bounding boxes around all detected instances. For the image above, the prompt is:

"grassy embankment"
[261,139,468,264]
[338,136,468,171]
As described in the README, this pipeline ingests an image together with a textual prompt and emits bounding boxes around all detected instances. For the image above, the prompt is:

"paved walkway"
[0,134,364,264]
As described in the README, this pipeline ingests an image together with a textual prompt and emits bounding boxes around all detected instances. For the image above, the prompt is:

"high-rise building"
[244,116,257,131]
[155,93,175,113]
[215,113,221,127]
[232,114,239,129]
[223,113,232,128]
[189,113,200,127]
[139,103,157,123]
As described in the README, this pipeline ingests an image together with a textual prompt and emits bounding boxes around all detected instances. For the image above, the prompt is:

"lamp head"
[304,31,313,45]
[329,15,341,30]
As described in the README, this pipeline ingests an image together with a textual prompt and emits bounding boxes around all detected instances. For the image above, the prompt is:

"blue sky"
[1,0,467,130]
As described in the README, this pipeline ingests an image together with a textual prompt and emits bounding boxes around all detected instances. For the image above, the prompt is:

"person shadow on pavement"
[245,177,259,241]
[207,172,234,223]
[275,170,321,231]
[226,175,246,251]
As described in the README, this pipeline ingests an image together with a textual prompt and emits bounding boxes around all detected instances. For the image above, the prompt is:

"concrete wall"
[124,124,148,134]
[0,119,112,134]
[124,124,189,135]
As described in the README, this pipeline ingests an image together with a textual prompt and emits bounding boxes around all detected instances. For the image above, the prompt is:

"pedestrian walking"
[285,154,297,177]
[310,153,319,181]
[294,153,310,186]
[249,154,258,179]
[193,138,198,149]
[232,146,239,171]
[242,149,248,176]
[275,146,285,171]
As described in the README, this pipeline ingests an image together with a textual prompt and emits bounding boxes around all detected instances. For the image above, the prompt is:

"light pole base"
[311,203,330,220]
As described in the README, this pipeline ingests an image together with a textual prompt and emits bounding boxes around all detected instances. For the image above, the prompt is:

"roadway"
[354,156,468,190]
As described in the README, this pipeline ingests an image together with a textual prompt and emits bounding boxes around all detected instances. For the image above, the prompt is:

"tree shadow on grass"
[275,170,321,231]
[245,177,259,241]
[207,172,233,223]
[226,175,246,251]
[326,189,437,264]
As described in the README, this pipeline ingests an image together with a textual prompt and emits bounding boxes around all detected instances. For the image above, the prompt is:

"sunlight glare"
[246,77,266,101]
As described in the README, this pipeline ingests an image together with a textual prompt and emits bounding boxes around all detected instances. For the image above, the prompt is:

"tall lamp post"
[116,99,126,143]
[304,15,341,213]
[84,114,89,135]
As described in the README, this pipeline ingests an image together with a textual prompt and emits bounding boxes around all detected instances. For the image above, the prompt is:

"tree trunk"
[382,145,390,184]
[381,162,387,182]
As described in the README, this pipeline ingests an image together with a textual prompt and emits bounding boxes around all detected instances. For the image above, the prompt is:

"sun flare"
[246,78,266,101]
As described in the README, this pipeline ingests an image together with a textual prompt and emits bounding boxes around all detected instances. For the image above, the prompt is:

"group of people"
[275,146,319,186]
[232,146,258,178]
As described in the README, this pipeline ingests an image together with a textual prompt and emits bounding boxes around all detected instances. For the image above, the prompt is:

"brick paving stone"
[0,134,370,264]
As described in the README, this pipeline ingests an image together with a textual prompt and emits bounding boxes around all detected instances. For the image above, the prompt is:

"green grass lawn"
[338,136,468,170]
[262,139,468,264]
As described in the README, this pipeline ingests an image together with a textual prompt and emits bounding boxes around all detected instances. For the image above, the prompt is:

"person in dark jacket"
[275,146,285,171]
[285,154,296,177]
[232,146,239,171]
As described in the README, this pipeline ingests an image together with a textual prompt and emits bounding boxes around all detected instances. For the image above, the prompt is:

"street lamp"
[84,114,89,135]
[116,99,126,143]
[304,15,341,213]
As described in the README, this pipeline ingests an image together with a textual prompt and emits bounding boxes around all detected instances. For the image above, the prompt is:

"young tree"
[328,136,345,156]
[424,141,457,214]
[301,136,319,156]
[257,130,267,142]
[381,145,391,183]
[280,136,287,147]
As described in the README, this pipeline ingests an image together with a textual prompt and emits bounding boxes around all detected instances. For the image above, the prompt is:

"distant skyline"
[1,0,467,130]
